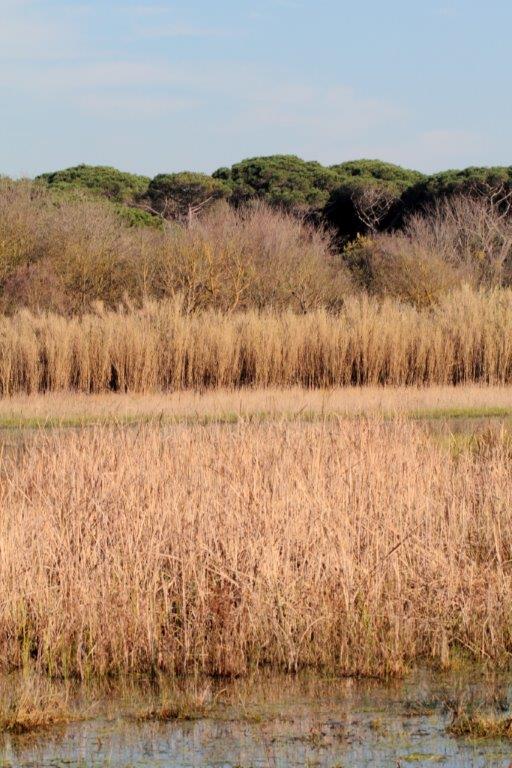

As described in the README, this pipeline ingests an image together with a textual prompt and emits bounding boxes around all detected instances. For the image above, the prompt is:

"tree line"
[36,156,512,239]
[0,157,511,315]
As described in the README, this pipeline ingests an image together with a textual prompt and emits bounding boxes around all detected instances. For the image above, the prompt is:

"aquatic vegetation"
[448,712,512,739]
[133,681,215,722]
[1,419,512,679]
[0,676,72,734]
[445,682,512,740]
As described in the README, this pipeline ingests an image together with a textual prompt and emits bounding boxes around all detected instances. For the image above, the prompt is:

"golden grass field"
[1,410,511,681]
[3,289,512,395]
[1,287,512,688]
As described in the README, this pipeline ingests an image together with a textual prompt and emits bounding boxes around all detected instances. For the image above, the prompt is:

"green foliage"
[342,234,376,287]
[330,159,424,192]
[148,172,230,221]
[112,204,162,229]
[402,166,512,214]
[37,164,150,204]
[212,167,231,182]
[215,155,341,211]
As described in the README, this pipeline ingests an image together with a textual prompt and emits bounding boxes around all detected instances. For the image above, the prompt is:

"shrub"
[0,181,145,312]
[404,195,512,288]
[343,233,460,307]
[367,236,460,307]
[0,183,351,314]
[150,203,352,313]
[0,179,52,280]
[343,194,512,304]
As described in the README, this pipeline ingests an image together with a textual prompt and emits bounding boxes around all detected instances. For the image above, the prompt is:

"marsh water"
[2,671,512,768]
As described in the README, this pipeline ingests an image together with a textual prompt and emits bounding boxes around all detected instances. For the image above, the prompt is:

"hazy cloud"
[138,23,228,38]
[417,129,481,161]
[0,4,86,61]
[233,82,403,141]
[357,129,485,174]
[78,93,201,117]
[437,6,457,16]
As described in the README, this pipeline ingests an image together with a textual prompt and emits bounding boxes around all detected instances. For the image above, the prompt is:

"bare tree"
[406,195,512,287]
[351,185,396,233]
[475,180,512,220]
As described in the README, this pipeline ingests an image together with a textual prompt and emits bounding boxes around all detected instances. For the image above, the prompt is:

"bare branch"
[351,186,395,233]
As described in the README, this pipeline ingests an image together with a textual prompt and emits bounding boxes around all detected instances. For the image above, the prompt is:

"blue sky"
[1,0,510,178]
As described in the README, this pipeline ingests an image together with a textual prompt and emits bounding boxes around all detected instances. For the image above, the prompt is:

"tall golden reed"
[1,288,512,394]
[0,418,511,678]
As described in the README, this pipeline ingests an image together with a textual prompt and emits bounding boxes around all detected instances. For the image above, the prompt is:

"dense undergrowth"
[1,174,512,315]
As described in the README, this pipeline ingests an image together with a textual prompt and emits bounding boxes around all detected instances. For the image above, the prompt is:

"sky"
[1,0,511,178]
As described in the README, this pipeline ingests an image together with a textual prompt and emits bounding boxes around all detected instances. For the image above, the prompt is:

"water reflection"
[2,671,512,767]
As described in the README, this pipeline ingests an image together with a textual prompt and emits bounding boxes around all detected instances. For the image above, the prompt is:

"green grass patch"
[0,404,510,432]
[407,406,512,421]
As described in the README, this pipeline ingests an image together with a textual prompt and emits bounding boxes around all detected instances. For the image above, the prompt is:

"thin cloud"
[437,6,456,16]
[139,23,228,38]
[78,93,201,117]
[0,9,84,61]
[235,82,403,138]
[126,3,170,14]
[123,3,231,38]
[418,129,481,159]
[0,60,183,90]
[272,0,303,7]
[360,129,485,174]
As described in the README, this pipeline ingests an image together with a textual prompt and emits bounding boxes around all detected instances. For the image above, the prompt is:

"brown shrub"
[150,202,352,313]
[367,236,460,307]
[343,196,512,305]
[405,195,512,288]
[0,183,352,313]
[0,179,52,280]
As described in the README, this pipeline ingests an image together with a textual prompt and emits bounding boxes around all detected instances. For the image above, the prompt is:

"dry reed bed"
[0,418,511,679]
[3,289,512,394]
